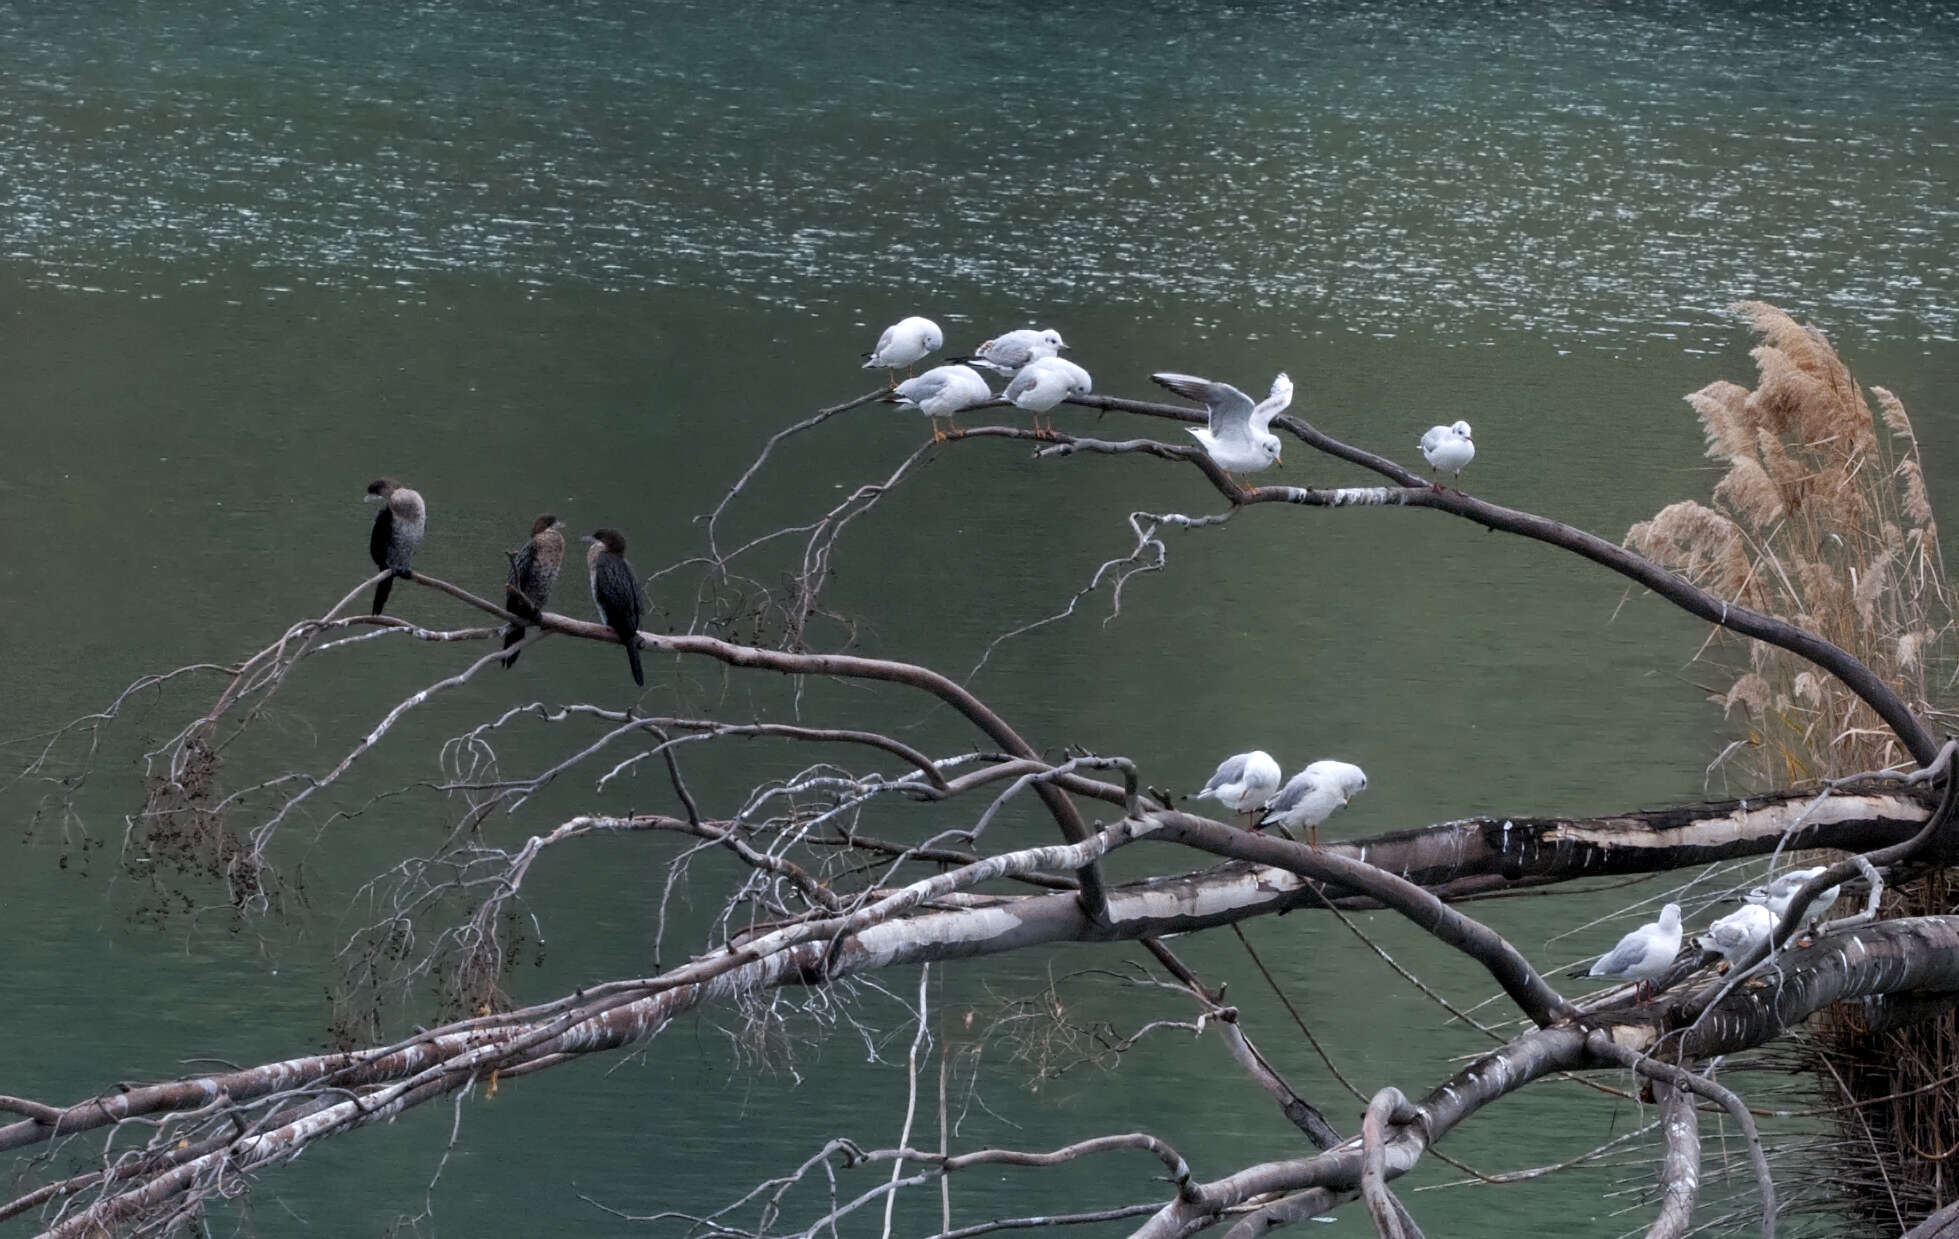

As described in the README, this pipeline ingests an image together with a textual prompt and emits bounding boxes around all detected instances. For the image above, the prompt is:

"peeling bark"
[1646,1081,1700,1239]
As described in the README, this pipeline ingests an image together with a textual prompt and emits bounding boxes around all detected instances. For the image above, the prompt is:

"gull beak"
[1274,457,1284,468]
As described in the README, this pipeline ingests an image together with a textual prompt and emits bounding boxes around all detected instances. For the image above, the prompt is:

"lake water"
[2,1,1957,1235]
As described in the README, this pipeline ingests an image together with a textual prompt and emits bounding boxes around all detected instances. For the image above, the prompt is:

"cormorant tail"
[502,623,526,669]
[626,640,644,688]
[371,574,394,616]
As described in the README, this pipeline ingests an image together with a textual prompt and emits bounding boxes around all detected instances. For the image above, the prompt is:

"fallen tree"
[6,303,1955,1237]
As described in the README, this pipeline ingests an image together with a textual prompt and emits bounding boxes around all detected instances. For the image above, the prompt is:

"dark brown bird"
[584,528,645,687]
[365,479,427,616]
[502,514,566,668]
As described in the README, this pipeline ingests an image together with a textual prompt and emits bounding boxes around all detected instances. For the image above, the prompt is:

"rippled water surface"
[2,2,1957,1236]
[4,2,1957,346]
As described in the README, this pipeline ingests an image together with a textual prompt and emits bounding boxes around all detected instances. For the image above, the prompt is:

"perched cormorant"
[584,528,645,687]
[502,513,567,668]
[365,478,427,616]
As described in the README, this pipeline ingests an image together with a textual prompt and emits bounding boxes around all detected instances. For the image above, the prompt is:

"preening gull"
[1257,759,1366,847]
[1418,420,1475,488]
[887,364,993,439]
[862,316,943,384]
[1002,356,1092,435]
[1151,371,1291,485]
[1192,750,1282,824]
[1746,866,1842,920]
[1582,903,1682,1001]
[1696,901,1774,968]
[956,328,1067,375]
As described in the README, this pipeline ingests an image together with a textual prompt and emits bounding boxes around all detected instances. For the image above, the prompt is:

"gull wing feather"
[1199,753,1250,795]
[1588,928,1652,977]
[1151,373,1255,439]
[1264,769,1319,816]
[894,370,948,406]
[1248,372,1293,433]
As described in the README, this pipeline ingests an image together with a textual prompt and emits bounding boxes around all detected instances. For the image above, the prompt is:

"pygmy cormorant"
[502,513,566,668]
[365,478,427,616]
[584,528,645,687]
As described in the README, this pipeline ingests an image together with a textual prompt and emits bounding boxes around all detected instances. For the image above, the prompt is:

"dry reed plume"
[1634,302,1959,1228]
[1628,300,1956,783]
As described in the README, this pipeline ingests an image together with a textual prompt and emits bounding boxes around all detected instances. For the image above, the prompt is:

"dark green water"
[3,1,1958,1235]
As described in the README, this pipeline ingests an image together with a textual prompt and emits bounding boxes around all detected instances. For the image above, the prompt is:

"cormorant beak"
[363,492,384,505]
[579,535,598,545]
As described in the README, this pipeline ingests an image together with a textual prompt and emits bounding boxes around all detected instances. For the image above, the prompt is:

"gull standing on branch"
[887,364,993,441]
[862,316,943,386]
[1191,749,1282,826]
[1580,903,1682,1001]
[955,328,1067,375]
[1418,420,1475,489]
[1150,371,1291,487]
[1002,356,1092,436]
[1747,866,1842,920]
[1696,902,1774,971]
[364,478,427,617]
[1257,759,1367,848]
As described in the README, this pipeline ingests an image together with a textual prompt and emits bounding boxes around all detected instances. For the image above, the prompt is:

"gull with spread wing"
[1150,371,1292,487]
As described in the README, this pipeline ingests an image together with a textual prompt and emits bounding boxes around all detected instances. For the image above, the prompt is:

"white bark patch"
[1610,1024,1657,1053]
[1320,487,1407,507]
[1548,793,1924,849]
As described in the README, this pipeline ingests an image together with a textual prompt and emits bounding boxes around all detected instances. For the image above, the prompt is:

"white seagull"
[1696,902,1774,970]
[958,327,1067,375]
[1151,371,1292,488]
[1192,750,1283,825]
[1583,903,1682,1001]
[1746,866,1842,920]
[862,316,943,385]
[888,364,993,440]
[1001,356,1092,436]
[1418,420,1475,488]
[1257,759,1367,848]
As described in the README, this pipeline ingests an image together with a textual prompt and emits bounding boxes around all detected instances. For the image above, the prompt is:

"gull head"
[1659,902,1681,927]
[921,321,945,351]
[1259,435,1282,467]
[1039,329,1067,351]
[1450,419,1473,439]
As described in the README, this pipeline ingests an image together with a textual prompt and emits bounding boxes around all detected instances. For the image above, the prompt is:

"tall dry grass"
[1627,301,1956,783]
[1632,303,1959,1228]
